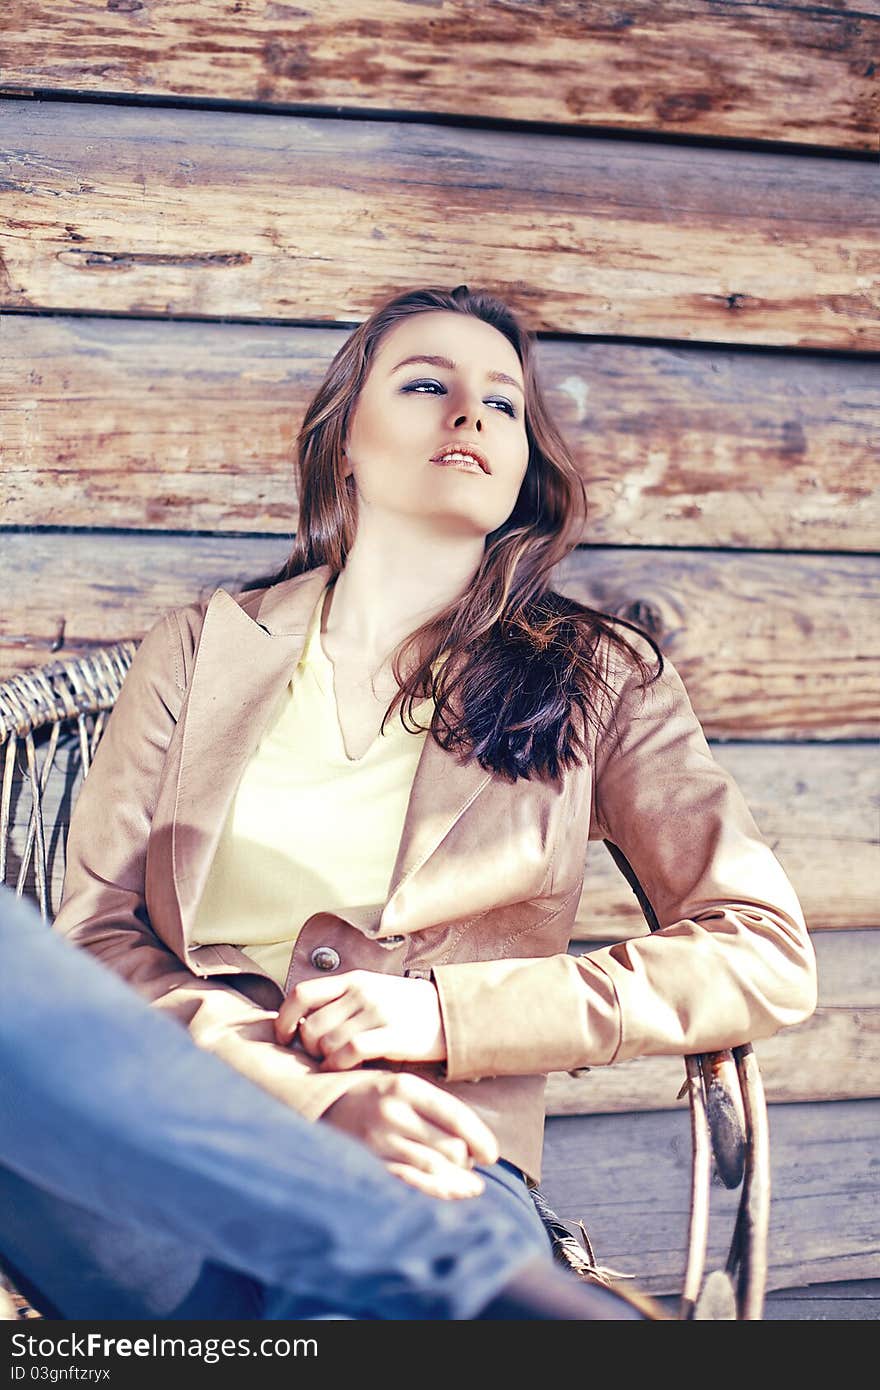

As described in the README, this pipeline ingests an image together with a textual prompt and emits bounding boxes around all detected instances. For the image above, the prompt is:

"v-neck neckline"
[308,580,438,765]
[312,582,391,765]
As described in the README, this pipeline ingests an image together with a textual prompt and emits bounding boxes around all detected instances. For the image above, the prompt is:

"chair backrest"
[0,641,769,1319]
[0,643,136,919]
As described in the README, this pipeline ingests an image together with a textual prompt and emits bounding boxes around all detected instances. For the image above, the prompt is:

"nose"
[447,388,484,432]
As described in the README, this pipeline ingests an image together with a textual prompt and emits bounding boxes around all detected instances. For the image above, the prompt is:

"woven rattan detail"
[0,643,137,920]
[0,644,136,741]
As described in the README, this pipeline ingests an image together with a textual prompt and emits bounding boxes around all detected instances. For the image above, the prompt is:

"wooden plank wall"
[2,2,878,1300]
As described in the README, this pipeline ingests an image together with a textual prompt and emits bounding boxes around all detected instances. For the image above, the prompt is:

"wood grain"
[4,314,878,550]
[761,1280,880,1320]
[0,533,284,681]
[1,533,877,738]
[2,101,878,348]
[545,1005,880,1113]
[2,1,877,152]
[556,547,879,740]
[540,1098,880,1293]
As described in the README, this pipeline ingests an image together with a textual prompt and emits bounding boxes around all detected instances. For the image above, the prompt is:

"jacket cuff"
[432,953,622,1082]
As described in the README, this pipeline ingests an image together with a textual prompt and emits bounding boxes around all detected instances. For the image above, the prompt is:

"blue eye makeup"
[401,379,518,418]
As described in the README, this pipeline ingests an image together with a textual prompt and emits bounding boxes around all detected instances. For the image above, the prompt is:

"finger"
[297,997,364,1058]
[384,1161,485,1201]
[275,974,356,1043]
[335,1024,402,1063]
[317,1023,377,1072]
[318,1012,433,1071]
[402,1078,500,1165]
[378,1134,478,1187]
[378,1100,473,1169]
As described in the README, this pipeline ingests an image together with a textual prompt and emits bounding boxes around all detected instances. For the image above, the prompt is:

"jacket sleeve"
[432,638,818,1082]
[53,607,377,1123]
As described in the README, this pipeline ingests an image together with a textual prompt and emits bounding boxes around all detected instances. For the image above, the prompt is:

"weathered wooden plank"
[762,1291,880,1320]
[2,1,877,152]
[546,1006,880,1114]
[3,315,878,551]
[0,533,285,680]
[575,743,880,938]
[7,732,876,942]
[556,548,878,740]
[2,102,877,348]
[540,1098,880,1293]
[1,533,877,739]
[657,1280,880,1318]
[790,930,880,1008]
[767,1279,880,1300]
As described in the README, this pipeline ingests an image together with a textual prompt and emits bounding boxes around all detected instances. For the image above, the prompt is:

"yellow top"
[190,580,435,991]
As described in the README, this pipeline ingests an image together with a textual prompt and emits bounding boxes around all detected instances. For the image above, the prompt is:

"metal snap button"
[310,946,340,972]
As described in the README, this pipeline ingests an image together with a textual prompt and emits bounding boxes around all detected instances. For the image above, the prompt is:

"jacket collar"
[170,565,494,951]
[251,568,331,636]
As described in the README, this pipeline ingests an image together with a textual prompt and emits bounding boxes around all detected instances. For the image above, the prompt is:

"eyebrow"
[389,354,525,398]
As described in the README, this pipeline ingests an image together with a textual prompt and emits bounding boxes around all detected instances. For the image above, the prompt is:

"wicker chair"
[0,642,770,1320]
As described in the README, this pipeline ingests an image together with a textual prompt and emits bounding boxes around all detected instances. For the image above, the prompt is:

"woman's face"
[344,311,530,538]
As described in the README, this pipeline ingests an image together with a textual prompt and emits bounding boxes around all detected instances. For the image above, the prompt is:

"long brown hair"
[249,285,663,783]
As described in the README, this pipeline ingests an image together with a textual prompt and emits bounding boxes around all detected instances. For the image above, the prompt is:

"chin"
[417,509,495,537]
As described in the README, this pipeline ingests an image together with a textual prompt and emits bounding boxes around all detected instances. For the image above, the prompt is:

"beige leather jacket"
[54,564,817,1180]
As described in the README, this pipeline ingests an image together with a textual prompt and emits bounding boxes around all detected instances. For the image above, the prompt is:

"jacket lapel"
[378,731,492,935]
[379,737,567,937]
[170,580,318,951]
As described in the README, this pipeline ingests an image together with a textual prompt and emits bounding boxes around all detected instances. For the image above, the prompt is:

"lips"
[430,444,491,474]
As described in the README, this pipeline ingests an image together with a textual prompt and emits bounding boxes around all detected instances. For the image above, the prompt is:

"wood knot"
[619,598,663,637]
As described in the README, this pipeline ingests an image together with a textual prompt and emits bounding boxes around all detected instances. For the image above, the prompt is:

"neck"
[323,520,484,666]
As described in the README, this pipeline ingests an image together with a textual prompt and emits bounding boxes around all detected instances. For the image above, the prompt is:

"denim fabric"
[260,1160,551,1321]
[0,886,549,1320]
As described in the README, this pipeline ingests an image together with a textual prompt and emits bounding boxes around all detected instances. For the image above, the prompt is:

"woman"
[54,284,817,1288]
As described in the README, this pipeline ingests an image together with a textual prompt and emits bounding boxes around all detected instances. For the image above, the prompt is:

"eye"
[402,379,444,395]
[401,380,518,418]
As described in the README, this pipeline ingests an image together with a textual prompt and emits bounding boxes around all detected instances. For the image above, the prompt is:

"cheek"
[347,409,423,503]
[348,395,418,466]
[508,437,530,490]
[346,399,381,461]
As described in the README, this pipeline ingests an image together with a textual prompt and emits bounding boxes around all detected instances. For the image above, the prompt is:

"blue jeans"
[0,887,550,1320]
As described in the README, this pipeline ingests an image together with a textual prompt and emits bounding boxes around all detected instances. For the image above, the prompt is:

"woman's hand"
[321,1071,499,1199]
[275,970,446,1070]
